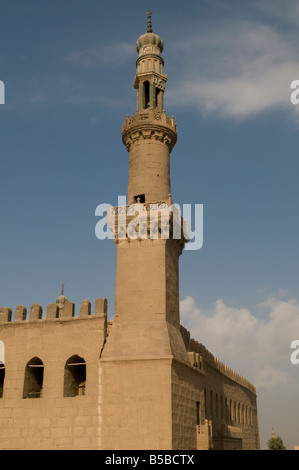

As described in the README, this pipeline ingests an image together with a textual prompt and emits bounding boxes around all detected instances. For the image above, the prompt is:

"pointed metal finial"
[61,283,64,295]
[146,10,153,33]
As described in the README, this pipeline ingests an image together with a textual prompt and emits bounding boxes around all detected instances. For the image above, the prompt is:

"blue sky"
[1,0,299,449]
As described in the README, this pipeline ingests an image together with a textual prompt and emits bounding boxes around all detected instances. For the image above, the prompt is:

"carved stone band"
[122,110,177,152]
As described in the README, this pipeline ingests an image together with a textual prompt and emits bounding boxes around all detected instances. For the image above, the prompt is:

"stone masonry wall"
[180,325,260,450]
[171,359,205,450]
[0,299,107,450]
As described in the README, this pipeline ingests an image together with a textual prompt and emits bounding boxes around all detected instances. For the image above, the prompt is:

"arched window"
[64,355,86,397]
[210,390,213,416]
[215,393,218,417]
[23,357,44,399]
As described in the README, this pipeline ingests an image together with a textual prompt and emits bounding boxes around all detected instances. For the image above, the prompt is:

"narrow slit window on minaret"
[0,364,5,398]
[144,81,150,109]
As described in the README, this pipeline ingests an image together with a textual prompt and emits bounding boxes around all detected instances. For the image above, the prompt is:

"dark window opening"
[0,365,5,398]
[144,81,150,109]
[64,355,86,397]
[134,194,145,203]
[196,401,200,425]
[210,390,213,416]
[23,357,44,399]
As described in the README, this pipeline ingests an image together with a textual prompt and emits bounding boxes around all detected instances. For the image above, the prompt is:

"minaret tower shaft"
[101,14,198,451]
[122,10,177,205]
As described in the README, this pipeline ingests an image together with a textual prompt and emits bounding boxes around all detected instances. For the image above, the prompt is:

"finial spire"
[146,10,153,33]
[61,283,64,295]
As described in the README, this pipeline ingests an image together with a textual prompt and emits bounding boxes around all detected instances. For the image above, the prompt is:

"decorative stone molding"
[106,201,189,253]
[122,110,177,152]
[153,77,166,91]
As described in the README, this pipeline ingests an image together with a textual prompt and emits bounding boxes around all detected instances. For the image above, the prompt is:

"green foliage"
[267,435,286,450]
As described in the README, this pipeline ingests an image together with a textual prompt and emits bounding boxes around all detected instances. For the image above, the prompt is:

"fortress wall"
[180,325,260,450]
[171,358,205,450]
[201,358,260,449]
[0,299,107,450]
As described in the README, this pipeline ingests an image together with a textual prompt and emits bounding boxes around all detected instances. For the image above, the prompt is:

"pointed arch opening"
[23,357,44,399]
[63,355,86,397]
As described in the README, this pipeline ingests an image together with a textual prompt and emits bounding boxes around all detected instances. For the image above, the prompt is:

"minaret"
[123,10,177,205]
[55,283,68,317]
[108,10,187,330]
[101,14,197,450]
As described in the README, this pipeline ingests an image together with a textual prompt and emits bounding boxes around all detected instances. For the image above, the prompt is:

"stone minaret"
[100,13,200,450]
[124,10,176,206]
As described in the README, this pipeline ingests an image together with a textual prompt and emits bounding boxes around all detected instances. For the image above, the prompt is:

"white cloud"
[180,294,299,392]
[63,42,135,68]
[168,14,299,120]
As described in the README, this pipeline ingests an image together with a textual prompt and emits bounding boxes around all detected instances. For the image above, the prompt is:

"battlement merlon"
[0,298,108,324]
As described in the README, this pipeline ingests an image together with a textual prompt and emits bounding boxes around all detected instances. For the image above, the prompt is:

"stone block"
[14,305,27,322]
[0,308,12,323]
[95,298,107,317]
[61,301,75,318]
[79,300,91,317]
[29,304,43,321]
[46,303,58,320]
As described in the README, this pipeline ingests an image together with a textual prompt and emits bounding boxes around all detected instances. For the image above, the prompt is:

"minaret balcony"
[106,199,189,252]
[122,109,177,152]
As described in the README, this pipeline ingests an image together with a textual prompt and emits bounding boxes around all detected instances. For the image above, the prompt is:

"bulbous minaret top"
[133,11,168,112]
[56,283,68,313]
[136,10,164,56]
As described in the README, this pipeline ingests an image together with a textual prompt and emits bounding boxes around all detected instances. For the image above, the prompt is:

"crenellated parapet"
[181,325,256,395]
[0,298,108,324]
